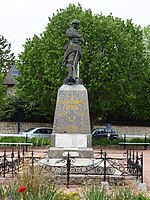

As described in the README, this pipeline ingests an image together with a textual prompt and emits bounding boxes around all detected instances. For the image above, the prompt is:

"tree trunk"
[90,111,98,131]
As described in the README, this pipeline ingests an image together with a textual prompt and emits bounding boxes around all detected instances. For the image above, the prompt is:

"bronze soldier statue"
[63,19,84,82]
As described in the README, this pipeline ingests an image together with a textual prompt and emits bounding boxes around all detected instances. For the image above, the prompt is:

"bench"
[0,142,33,152]
[119,142,150,150]
[119,134,150,150]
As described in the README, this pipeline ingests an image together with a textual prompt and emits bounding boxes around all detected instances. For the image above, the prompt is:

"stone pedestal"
[138,183,147,192]
[48,84,94,158]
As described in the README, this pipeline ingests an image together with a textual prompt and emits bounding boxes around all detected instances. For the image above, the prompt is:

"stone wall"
[93,125,150,137]
[0,121,149,136]
[0,122,52,134]
[113,125,150,136]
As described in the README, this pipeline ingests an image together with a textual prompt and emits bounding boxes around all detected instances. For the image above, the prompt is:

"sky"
[0,0,150,58]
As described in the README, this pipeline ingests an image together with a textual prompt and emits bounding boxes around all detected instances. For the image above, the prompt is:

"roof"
[3,64,20,85]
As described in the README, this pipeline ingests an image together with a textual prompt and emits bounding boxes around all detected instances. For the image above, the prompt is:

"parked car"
[20,127,53,138]
[92,127,119,140]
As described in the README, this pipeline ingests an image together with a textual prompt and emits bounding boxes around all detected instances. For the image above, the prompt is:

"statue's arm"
[66,28,83,40]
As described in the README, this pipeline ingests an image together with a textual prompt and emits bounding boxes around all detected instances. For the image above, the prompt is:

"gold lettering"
[65,105,78,110]
[58,99,85,105]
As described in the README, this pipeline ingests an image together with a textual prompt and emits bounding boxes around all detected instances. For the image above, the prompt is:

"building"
[3,64,20,95]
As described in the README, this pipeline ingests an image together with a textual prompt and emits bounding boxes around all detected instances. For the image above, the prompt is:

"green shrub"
[92,138,123,146]
[84,185,150,200]
[0,136,25,143]
[0,136,51,146]
[84,185,107,199]
[129,138,150,143]
[1,181,149,200]
[56,191,80,200]
[92,136,150,147]
[29,138,51,146]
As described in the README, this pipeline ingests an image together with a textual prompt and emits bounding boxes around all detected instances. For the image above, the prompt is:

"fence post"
[22,146,25,165]
[3,150,6,178]
[127,150,129,170]
[144,135,147,150]
[132,151,135,162]
[103,151,106,181]
[124,134,126,143]
[11,149,14,176]
[123,135,126,149]
[66,151,71,188]
[144,135,147,143]
[136,151,139,180]
[31,151,34,169]
[141,152,143,183]
[100,149,103,158]
[25,134,28,152]
[18,148,21,171]
[128,150,132,173]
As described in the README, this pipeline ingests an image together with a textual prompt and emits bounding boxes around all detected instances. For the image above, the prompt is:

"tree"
[143,25,150,61]
[17,4,147,126]
[0,73,5,112]
[129,25,150,121]
[0,35,15,118]
[0,35,15,72]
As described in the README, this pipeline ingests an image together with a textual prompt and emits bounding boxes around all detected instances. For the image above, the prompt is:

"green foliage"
[84,185,149,200]
[128,137,150,143]
[92,138,122,146]
[56,191,80,200]
[0,178,58,200]
[129,25,150,120]
[144,25,150,62]
[0,136,51,146]
[0,34,15,119]
[92,137,150,146]
[29,137,51,146]
[0,73,6,111]
[16,4,147,123]
[113,187,149,200]
[0,95,19,121]
[0,34,15,73]
[0,182,149,200]
[0,94,52,122]
[84,185,107,199]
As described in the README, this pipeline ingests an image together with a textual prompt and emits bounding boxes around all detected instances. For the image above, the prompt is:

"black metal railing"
[0,149,22,178]
[50,149,144,187]
[0,148,144,188]
[127,150,143,183]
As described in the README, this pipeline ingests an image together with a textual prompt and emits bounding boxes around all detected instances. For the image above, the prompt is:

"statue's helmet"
[72,19,79,24]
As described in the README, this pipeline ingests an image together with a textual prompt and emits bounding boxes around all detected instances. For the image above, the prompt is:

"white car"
[20,127,52,138]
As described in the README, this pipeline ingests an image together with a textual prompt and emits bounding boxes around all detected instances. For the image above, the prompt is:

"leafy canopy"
[0,35,15,73]
[0,35,15,111]
[130,25,150,120]
[17,4,147,123]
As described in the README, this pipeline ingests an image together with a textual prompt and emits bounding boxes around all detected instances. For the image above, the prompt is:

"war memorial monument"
[48,19,94,158]
[39,20,123,187]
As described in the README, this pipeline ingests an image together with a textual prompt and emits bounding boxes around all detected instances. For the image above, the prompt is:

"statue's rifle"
[73,47,79,78]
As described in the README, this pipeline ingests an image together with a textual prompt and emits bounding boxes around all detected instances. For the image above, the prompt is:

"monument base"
[48,147,94,158]
[49,83,94,159]
[38,157,123,186]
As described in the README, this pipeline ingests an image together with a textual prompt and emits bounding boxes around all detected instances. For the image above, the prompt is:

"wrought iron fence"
[0,149,22,178]
[48,150,125,187]
[0,147,35,178]
[0,148,144,188]
[40,149,144,187]
[127,150,143,183]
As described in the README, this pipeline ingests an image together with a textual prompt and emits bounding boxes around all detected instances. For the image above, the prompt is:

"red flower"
[18,186,26,192]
